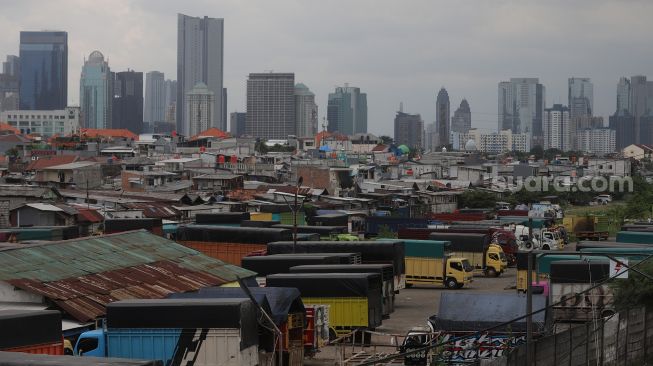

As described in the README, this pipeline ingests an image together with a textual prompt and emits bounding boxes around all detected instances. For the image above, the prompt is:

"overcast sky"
[1,0,652,135]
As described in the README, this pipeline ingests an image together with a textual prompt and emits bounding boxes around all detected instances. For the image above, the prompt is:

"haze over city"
[1,0,652,135]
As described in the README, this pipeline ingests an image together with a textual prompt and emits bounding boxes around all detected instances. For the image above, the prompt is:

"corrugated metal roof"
[23,203,64,212]
[0,230,254,322]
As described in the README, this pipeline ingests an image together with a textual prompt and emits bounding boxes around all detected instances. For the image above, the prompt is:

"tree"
[458,190,497,209]
[610,260,653,311]
[377,225,397,239]
[379,136,394,145]
[530,145,544,160]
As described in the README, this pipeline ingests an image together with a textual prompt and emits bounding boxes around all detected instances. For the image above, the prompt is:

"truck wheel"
[485,268,497,277]
[524,241,533,250]
[456,283,464,289]
[445,278,458,289]
[542,245,550,250]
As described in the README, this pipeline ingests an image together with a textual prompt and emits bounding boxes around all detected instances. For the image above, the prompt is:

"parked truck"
[0,310,63,355]
[427,233,507,277]
[616,231,653,244]
[550,260,613,321]
[400,239,473,289]
[429,227,518,266]
[241,253,360,277]
[562,215,609,241]
[74,299,260,366]
[0,352,162,366]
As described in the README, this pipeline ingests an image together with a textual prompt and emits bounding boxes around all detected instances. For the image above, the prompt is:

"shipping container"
[241,254,359,276]
[550,260,613,321]
[616,231,653,244]
[0,310,63,355]
[0,351,162,366]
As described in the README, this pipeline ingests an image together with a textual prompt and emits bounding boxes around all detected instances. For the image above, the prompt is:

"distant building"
[229,112,246,137]
[630,75,653,143]
[570,116,603,150]
[327,85,367,135]
[568,77,593,119]
[177,14,224,135]
[1,106,80,136]
[19,31,68,110]
[186,82,215,137]
[294,83,318,138]
[609,110,636,150]
[394,111,423,149]
[639,114,653,146]
[246,73,295,139]
[79,51,112,129]
[435,88,450,148]
[454,129,528,153]
[577,128,616,155]
[0,56,19,112]
[543,104,571,151]
[451,99,471,133]
[616,77,631,114]
[164,79,177,125]
[112,70,143,134]
[2,55,19,76]
[498,78,545,147]
[144,71,165,124]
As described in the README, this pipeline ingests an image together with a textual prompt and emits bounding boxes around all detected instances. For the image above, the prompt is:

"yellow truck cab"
[428,233,507,278]
[486,243,508,276]
[401,239,473,289]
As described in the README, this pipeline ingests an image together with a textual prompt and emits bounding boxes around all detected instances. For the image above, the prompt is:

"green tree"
[611,260,653,311]
[379,136,394,145]
[377,225,397,239]
[458,190,497,209]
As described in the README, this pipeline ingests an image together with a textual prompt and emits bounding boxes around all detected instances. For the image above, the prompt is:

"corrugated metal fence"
[484,306,653,366]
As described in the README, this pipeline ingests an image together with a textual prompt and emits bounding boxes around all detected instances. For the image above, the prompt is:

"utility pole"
[526,217,533,366]
[293,176,303,253]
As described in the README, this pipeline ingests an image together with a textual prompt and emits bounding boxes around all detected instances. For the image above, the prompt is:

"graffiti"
[553,284,614,320]
[436,333,526,363]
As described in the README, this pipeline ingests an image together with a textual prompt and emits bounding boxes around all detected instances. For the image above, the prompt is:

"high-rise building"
[631,75,653,144]
[112,70,143,134]
[435,88,450,148]
[144,71,165,125]
[577,128,616,155]
[19,31,68,110]
[568,77,593,118]
[570,116,603,150]
[455,128,528,153]
[616,77,631,114]
[230,112,246,137]
[326,85,367,135]
[497,78,545,147]
[246,73,295,139]
[294,83,318,138]
[164,79,177,125]
[177,14,224,135]
[394,111,423,149]
[543,104,571,151]
[451,98,471,134]
[80,51,112,129]
[186,82,214,137]
[0,56,19,112]
[2,56,19,77]
[609,110,636,150]
[1,107,80,137]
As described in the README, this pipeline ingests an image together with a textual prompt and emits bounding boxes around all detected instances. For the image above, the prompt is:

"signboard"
[610,258,628,279]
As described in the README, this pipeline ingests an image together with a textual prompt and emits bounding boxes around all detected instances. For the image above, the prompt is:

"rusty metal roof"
[121,202,180,219]
[0,230,254,322]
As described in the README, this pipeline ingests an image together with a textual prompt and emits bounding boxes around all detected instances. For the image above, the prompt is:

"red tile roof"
[76,208,104,223]
[81,128,138,140]
[191,127,229,140]
[0,123,20,134]
[26,155,78,171]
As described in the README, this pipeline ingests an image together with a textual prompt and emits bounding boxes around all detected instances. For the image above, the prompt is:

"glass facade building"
[80,51,112,129]
[19,31,68,110]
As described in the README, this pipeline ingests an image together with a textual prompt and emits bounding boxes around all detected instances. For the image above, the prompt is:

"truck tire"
[445,278,458,289]
[524,241,533,250]
[485,268,497,277]
[542,245,550,250]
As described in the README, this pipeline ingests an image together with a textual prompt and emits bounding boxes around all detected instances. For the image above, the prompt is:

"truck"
[400,239,473,289]
[427,233,507,277]
[74,299,260,366]
[0,352,162,366]
[550,260,613,321]
[241,253,360,277]
[267,240,406,291]
[428,227,518,266]
[289,263,396,317]
[562,215,609,241]
[0,310,63,355]
[365,216,428,236]
[513,225,561,250]
[616,230,653,244]
[267,272,383,339]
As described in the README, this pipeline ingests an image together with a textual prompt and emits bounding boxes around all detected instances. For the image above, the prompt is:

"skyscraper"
[609,110,636,150]
[568,77,593,118]
[2,56,19,76]
[177,14,224,135]
[435,88,450,148]
[80,51,112,129]
[0,56,19,112]
[144,71,165,125]
[497,78,545,147]
[186,82,214,137]
[112,70,143,134]
[451,99,471,134]
[230,112,246,137]
[327,85,367,135]
[164,79,177,125]
[19,31,68,110]
[246,73,295,139]
[394,111,423,149]
[294,83,318,137]
[543,104,570,151]
[616,77,631,114]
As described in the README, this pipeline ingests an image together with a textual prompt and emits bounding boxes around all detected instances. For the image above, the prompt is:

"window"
[450,261,462,271]
[76,337,98,355]
[489,253,498,261]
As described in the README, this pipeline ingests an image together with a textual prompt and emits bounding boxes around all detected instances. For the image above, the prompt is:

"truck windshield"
[499,252,507,261]
[462,260,474,272]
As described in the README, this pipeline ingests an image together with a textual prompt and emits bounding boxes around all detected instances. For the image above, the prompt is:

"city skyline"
[1,1,652,136]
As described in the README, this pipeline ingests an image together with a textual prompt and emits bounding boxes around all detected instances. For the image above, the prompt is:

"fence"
[487,306,653,366]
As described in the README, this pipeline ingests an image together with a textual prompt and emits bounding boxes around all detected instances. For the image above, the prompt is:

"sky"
[1,0,652,136]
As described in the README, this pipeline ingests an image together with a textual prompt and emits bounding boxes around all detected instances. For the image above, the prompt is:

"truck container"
[266,273,383,339]
[427,233,507,277]
[536,254,605,276]
[576,241,650,250]
[271,224,347,236]
[195,212,250,224]
[616,231,653,244]
[515,252,550,292]
[242,253,360,276]
[74,299,259,366]
[562,215,609,241]
[104,219,163,236]
[176,225,292,265]
[496,210,529,217]
[267,240,406,291]
[0,310,63,355]
[289,263,395,317]
[398,239,473,289]
[550,260,613,321]
[426,212,486,222]
[365,216,428,236]
[579,246,653,260]
[240,220,281,228]
[428,227,518,266]
[0,351,162,366]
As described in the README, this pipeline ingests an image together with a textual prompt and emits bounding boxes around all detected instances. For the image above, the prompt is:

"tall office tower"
[2,56,19,76]
[80,51,112,129]
[451,99,471,133]
[0,56,20,112]
[177,14,224,135]
[164,79,177,125]
[326,84,367,135]
[543,104,571,151]
[616,77,631,114]
[631,75,653,143]
[246,73,295,139]
[568,77,593,118]
[609,110,635,150]
[19,31,68,110]
[435,88,450,148]
[425,122,437,151]
[570,116,603,150]
[230,112,246,137]
[144,71,165,125]
[186,82,214,137]
[294,83,318,137]
[577,128,616,155]
[497,78,545,147]
[394,111,424,149]
[112,70,143,134]
[222,88,227,132]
